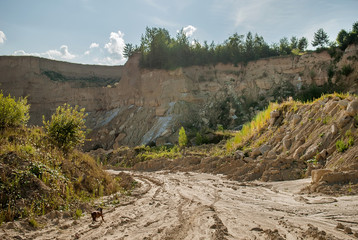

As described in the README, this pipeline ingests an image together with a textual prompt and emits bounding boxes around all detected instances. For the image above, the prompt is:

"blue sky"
[0,0,357,65]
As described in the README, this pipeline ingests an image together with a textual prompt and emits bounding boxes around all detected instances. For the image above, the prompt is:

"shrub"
[291,48,300,55]
[43,104,87,152]
[310,70,316,79]
[327,65,335,79]
[195,132,209,145]
[354,114,358,127]
[341,64,353,76]
[178,126,188,148]
[0,91,30,129]
[74,209,82,220]
[28,218,39,228]
[336,139,349,153]
[137,145,181,161]
[348,136,354,147]
[195,132,204,145]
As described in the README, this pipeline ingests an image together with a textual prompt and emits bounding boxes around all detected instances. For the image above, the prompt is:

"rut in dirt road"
[1,171,358,240]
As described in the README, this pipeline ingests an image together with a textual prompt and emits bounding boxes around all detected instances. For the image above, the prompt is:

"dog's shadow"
[89,220,103,228]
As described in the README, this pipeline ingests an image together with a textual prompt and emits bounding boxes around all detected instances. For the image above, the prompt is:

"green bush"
[28,218,39,228]
[347,136,354,147]
[217,124,224,132]
[327,64,335,79]
[336,139,350,153]
[341,64,353,76]
[178,126,188,148]
[43,104,87,152]
[73,208,82,220]
[0,91,30,129]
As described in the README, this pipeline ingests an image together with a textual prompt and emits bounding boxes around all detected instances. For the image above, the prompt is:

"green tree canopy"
[279,37,291,55]
[290,36,298,50]
[352,21,358,33]
[298,37,308,51]
[312,28,329,48]
[335,21,358,50]
[133,25,337,69]
[336,29,349,49]
[123,43,137,58]
[140,27,171,69]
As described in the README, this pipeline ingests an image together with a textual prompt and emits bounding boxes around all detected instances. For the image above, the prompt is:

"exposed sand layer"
[1,171,357,239]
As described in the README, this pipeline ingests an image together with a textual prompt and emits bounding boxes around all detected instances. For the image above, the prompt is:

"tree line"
[124,21,358,69]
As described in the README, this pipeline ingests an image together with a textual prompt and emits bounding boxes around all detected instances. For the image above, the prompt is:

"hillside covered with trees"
[123,21,358,70]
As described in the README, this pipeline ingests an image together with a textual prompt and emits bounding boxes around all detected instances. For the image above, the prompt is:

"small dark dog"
[91,208,104,222]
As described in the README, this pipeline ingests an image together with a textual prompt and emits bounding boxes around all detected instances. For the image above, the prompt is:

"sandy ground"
[1,170,358,240]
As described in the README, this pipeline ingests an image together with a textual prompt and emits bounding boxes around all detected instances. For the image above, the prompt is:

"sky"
[0,0,357,65]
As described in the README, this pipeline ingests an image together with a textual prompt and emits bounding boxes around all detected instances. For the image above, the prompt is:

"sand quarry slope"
[1,170,357,240]
[2,95,357,239]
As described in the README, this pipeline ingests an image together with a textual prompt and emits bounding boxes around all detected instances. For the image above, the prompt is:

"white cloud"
[105,31,125,55]
[13,45,76,60]
[12,31,129,65]
[45,45,76,59]
[13,50,36,56]
[182,25,197,37]
[0,31,6,44]
[60,45,75,59]
[83,43,99,56]
[89,42,99,48]
[101,30,126,65]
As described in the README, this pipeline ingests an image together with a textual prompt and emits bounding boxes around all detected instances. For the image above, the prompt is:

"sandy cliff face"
[0,46,357,149]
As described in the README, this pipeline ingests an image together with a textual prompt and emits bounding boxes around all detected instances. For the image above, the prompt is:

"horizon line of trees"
[124,21,358,70]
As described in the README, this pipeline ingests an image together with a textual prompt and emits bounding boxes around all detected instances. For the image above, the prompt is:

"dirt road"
[1,170,358,239]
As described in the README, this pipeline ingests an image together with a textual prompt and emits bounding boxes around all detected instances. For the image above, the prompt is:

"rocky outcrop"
[1,45,358,149]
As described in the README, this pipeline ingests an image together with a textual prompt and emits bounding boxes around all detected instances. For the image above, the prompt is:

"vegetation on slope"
[41,70,120,88]
[97,93,358,195]
[0,93,130,225]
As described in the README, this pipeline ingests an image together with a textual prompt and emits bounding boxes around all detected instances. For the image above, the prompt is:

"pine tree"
[298,37,308,51]
[312,28,329,48]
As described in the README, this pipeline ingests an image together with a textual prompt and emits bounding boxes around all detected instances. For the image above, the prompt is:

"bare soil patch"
[1,171,357,239]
